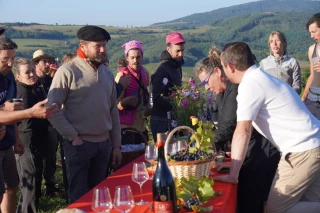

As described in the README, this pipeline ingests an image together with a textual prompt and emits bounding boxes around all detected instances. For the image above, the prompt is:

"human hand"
[3,101,24,111]
[215,162,231,171]
[119,75,131,89]
[72,135,83,146]
[29,99,57,119]
[112,147,122,167]
[313,61,320,72]
[121,96,138,107]
[14,137,24,156]
[0,126,6,140]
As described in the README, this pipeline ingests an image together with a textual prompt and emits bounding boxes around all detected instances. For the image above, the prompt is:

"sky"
[0,0,258,27]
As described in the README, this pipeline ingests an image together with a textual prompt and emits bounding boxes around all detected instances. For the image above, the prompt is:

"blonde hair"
[268,31,287,55]
[61,53,76,65]
[12,58,31,75]
[195,46,223,76]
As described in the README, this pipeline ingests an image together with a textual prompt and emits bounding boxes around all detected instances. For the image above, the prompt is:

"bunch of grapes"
[183,197,200,212]
[169,149,214,162]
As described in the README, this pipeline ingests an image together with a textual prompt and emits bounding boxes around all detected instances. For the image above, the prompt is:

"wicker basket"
[161,126,214,180]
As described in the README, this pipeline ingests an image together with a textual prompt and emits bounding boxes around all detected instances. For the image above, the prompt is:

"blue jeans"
[63,138,111,204]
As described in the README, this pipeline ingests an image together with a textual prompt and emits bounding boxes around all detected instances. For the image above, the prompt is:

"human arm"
[0,99,56,125]
[46,67,78,141]
[0,101,24,111]
[301,45,315,101]
[110,78,122,167]
[214,120,252,184]
[214,83,238,149]
[292,59,302,95]
[151,67,173,111]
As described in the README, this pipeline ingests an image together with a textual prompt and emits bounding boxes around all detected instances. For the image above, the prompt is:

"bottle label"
[154,201,173,213]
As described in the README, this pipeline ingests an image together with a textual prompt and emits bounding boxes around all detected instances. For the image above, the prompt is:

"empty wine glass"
[175,140,188,151]
[91,186,113,213]
[132,162,149,205]
[114,185,135,213]
[145,145,157,180]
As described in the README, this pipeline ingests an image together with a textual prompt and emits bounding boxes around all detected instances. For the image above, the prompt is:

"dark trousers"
[63,139,112,204]
[43,126,59,189]
[237,131,280,213]
[59,139,68,203]
[150,117,167,142]
[16,130,48,213]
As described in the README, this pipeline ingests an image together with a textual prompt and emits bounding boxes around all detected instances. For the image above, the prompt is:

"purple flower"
[189,77,195,85]
[171,120,178,128]
[181,99,189,108]
[207,97,213,103]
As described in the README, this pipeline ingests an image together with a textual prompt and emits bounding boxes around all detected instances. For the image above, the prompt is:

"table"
[68,155,237,213]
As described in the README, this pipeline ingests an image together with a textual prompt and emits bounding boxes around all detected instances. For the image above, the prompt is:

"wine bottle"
[153,133,178,213]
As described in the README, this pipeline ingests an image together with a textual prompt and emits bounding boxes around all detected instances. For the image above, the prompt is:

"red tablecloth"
[68,156,237,213]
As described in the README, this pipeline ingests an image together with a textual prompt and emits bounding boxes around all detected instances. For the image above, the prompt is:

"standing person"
[114,40,150,169]
[150,32,186,140]
[13,58,49,213]
[215,42,320,212]
[196,47,280,213]
[302,13,320,119]
[32,49,60,197]
[0,36,55,213]
[260,30,301,94]
[46,25,122,204]
[0,28,4,37]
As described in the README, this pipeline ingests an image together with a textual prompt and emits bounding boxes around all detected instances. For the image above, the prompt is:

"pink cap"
[166,32,185,45]
[122,40,144,55]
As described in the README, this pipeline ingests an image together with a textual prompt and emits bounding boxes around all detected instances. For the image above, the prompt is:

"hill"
[151,0,320,28]
[0,11,316,73]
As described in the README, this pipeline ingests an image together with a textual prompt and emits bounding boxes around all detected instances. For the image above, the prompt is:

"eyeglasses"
[199,70,213,87]
[0,56,15,63]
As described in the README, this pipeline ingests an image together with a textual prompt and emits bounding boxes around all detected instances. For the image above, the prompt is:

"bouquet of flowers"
[164,77,216,128]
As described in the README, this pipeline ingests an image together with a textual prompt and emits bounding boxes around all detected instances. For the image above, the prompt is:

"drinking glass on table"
[132,162,149,205]
[114,185,135,213]
[175,139,188,151]
[91,186,113,213]
[145,145,157,180]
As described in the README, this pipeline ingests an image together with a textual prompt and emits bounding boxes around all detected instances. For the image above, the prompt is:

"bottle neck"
[157,146,165,160]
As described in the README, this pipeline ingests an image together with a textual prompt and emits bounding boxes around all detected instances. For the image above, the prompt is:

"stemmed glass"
[114,185,135,213]
[144,145,157,180]
[91,186,113,213]
[132,162,149,205]
[175,140,188,151]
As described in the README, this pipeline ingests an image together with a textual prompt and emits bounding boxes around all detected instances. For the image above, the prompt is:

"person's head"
[268,31,287,57]
[122,40,144,71]
[195,47,227,94]
[77,25,111,64]
[12,58,37,86]
[0,28,5,37]
[306,13,320,43]
[220,42,255,84]
[166,32,185,61]
[117,58,127,70]
[0,36,18,76]
[61,53,76,65]
[32,49,54,77]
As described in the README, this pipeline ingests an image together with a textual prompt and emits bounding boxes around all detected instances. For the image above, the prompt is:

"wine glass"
[132,162,149,205]
[175,140,188,151]
[91,186,113,213]
[145,145,157,180]
[114,185,135,213]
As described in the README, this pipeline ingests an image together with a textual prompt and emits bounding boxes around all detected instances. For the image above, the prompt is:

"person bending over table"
[196,46,280,213]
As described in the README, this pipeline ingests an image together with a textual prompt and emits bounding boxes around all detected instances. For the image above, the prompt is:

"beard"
[87,53,107,64]
[0,68,11,76]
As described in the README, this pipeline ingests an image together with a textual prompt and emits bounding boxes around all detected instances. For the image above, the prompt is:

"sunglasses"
[198,70,213,87]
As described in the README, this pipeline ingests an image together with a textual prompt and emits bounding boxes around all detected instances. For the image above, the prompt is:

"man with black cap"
[46,25,122,204]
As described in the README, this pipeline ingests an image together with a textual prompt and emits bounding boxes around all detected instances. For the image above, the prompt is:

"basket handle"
[164,126,200,161]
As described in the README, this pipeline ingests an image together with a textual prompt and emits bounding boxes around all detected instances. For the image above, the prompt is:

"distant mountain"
[151,0,320,28]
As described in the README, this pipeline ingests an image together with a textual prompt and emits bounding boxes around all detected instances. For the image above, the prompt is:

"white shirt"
[237,65,320,154]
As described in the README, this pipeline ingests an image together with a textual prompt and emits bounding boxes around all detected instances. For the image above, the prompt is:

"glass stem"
[139,184,143,202]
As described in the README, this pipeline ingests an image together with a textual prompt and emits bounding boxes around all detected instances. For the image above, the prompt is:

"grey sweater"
[46,57,121,147]
[260,54,301,94]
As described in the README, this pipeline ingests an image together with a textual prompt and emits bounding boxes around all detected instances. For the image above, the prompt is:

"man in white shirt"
[215,42,320,212]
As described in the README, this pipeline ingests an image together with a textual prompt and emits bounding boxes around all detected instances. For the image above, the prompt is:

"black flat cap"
[77,25,111,41]
[0,27,5,36]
